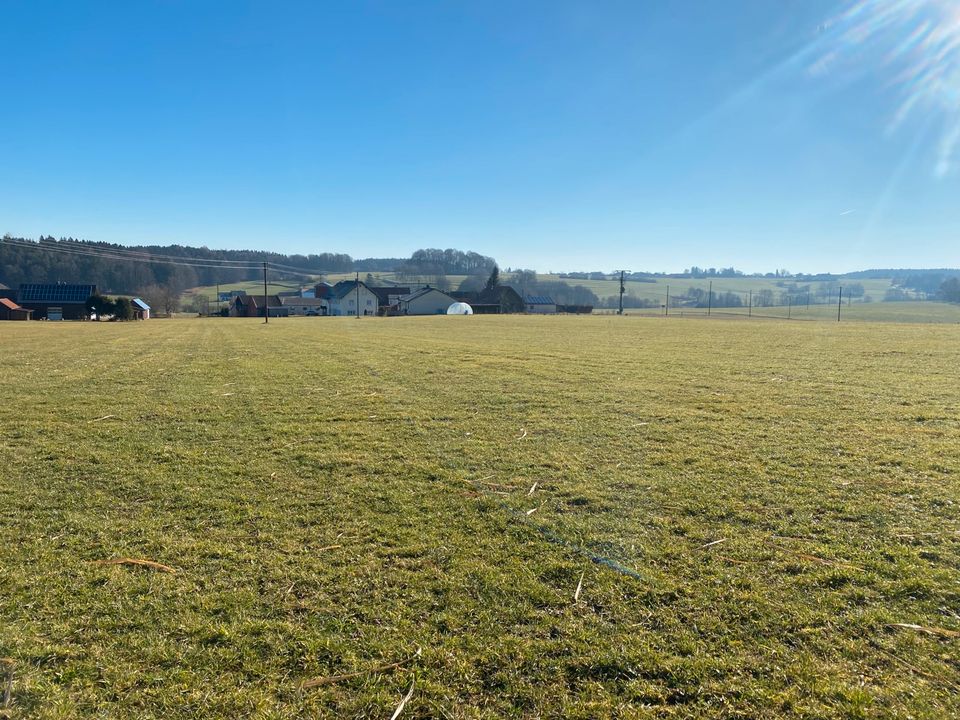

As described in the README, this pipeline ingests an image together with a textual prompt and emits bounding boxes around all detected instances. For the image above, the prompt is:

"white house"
[327,280,379,316]
[396,287,458,315]
[525,295,557,314]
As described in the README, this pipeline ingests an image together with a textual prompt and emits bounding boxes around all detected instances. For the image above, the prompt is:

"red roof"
[0,298,22,310]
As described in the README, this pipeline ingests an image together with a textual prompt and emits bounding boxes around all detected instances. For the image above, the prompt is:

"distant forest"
[2,236,959,307]
[0,236,354,293]
[0,237,501,294]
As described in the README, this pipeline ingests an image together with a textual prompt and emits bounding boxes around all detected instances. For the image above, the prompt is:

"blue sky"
[1,0,958,273]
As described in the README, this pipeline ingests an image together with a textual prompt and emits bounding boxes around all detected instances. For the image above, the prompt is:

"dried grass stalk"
[574,572,584,602]
[390,678,416,720]
[698,538,727,550]
[888,623,960,639]
[94,558,176,573]
[302,649,421,689]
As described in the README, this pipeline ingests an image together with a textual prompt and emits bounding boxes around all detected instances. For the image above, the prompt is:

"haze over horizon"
[2,0,958,274]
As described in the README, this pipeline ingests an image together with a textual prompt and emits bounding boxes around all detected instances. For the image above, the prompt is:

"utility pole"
[618,270,625,315]
[748,289,752,317]
[263,262,269,324]
[708,280,712,316]
[355,271,360,318]
[837,286,842,322]
[787,295,791,319]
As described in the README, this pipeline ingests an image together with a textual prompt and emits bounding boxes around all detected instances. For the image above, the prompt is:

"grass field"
[2,316,959,718]
[619,301,960,324]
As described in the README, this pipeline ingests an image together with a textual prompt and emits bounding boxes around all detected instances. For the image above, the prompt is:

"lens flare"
[818,0,960,176]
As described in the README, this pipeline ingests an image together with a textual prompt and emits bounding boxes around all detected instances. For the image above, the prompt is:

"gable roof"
[525,295,555,305]
[278,296,324,306]
[369,286,410,305]
[235,294,283,307]
[0,297,24,310]
[131,298,150,310]
[331,280,375,300]
[19,283,96,304]
[398,287,455,303]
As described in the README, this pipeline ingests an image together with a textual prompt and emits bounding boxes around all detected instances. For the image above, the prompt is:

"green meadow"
[2,316,958,718]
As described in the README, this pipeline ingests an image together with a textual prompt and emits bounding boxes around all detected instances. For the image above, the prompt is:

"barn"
[230,294,288,317]
[18,283,97,320]
[525,295,557,314]
[131,298,151,320]
[395,287,458,315]
[0,298,33,321]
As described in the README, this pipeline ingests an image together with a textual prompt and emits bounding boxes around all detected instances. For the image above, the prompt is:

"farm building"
[369,286,410,313]
[395,287,458,315]
[18,283,97,320]
[525,295,557,314]
[230,294,288,317]
[131,298,151,320]
[279,296,326,316]
[327,281,379,316]
[451,286,524,314]
[557,304,594,314]
[0,297,33,320]
[313,282,334,299]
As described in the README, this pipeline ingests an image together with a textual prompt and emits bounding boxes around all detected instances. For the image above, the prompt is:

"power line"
[1,237,269,266]
[1,237,264,270]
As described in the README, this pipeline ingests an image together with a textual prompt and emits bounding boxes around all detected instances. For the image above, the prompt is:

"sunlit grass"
[1,316,958,718]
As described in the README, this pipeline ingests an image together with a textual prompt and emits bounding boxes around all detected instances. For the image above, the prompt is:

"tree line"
[0,236,358,294]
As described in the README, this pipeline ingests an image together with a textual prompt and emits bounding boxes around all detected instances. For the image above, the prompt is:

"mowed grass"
[1,316,958,719]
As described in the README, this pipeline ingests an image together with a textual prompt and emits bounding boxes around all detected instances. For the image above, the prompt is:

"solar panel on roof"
[19,284,96,303]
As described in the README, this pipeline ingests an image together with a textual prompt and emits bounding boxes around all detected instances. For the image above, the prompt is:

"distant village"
[0,279,594,321]
[225,280,591,318]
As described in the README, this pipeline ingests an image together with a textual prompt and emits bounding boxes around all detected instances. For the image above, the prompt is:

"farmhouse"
[18,283,97,320]
[327,280,379,316]
[525,295,557,314]
[279,296,326,316]
[395,287,458,315]
[230,294,288,317]
[0,297,33,320]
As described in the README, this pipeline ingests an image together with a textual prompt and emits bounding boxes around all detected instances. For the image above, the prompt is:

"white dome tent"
[446,302,473,315]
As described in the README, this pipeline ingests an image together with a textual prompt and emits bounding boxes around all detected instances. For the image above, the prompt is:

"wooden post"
[707,280,712,316]
[837,286,842,322]
[618,270,625,315]
[263,263,268,324]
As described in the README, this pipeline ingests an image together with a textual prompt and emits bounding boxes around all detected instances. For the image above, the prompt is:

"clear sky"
[1,0,958,273]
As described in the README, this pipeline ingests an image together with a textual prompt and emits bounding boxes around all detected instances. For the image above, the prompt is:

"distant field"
[620,300,960,324]
[2,316,958,718]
